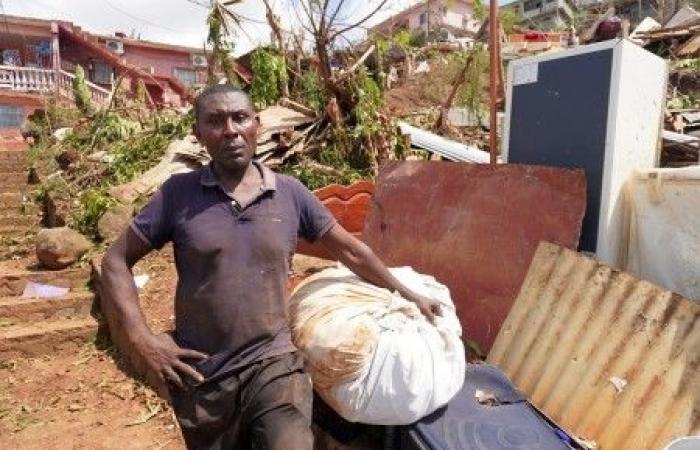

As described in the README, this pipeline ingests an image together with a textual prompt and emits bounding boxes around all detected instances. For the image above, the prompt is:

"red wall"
[0,92,45,125]
[121,45,207,85]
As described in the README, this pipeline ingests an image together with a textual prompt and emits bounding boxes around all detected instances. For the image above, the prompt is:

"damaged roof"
[488,242,700,450]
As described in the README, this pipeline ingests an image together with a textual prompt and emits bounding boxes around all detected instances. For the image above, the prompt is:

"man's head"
[193,84,259,174]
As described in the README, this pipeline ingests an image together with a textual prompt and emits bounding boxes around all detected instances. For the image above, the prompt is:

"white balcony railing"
[0,65,111,107]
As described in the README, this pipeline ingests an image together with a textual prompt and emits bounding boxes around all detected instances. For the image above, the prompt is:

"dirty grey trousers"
[169,352,314,450]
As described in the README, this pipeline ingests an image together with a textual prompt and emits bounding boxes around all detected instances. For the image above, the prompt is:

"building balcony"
[0,65,111,107]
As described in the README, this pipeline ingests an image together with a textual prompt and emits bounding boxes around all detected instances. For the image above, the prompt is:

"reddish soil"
[0,247,338,449]
[0,247,184,450]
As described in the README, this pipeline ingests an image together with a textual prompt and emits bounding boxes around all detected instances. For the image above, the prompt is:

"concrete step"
[0,173,28,191]
[0,213,38,228]
[0,168,28,177]
[0,163,28,173]
[0,291,95,324]
[0,226,34,241]
[0,192,26,208]
[0,316,99,359]
[0,266,90,297]
[0,150,26,162]
[0,202,39,215]
[0,171,27,180]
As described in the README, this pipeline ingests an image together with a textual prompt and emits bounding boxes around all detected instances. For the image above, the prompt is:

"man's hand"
[403,292,443,323]
[136,333,208,389]
[320,225,445,324]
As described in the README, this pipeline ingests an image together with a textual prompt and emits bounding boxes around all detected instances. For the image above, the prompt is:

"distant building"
[513,0,578,30]
[0,14,217,128]
[512,0,684,31]
[369,0,482,41]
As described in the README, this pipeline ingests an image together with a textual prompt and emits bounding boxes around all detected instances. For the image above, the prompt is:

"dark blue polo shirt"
[130,162,336,380]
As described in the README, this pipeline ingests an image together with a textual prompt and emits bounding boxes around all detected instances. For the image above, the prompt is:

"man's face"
[194,91,258,173]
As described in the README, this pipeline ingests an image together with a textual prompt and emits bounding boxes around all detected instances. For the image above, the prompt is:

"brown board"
[362,161,586,352]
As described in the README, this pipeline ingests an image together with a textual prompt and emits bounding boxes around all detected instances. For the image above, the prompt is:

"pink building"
[0,14,227,127]
[370,0,481,39]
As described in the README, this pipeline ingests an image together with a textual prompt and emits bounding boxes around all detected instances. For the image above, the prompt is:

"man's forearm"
[101,255,154,345]
[335,240,415,298]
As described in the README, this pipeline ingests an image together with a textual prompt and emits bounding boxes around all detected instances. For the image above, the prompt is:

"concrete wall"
[119,44,207,86]
[372,0,479,36]
[0,91,45,127]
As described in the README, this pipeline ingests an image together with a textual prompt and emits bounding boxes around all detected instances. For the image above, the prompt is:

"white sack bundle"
[289,266,465,425]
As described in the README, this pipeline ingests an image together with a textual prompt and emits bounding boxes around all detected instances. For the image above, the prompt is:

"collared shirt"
[131,161,336,380]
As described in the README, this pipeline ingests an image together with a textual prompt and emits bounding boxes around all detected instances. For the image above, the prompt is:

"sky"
[0,0,422,55]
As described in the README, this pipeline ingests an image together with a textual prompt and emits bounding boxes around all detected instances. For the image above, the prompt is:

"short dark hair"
[193,84,252,122]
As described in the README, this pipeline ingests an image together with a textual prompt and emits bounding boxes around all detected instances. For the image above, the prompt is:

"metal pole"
[488,0,499,165]
[51,22,61,97]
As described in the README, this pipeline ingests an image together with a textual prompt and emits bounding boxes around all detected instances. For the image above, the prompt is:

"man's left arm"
[319,224,442,322]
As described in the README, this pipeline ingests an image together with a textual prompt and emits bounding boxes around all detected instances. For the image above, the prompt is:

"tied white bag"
[289,266,465,425]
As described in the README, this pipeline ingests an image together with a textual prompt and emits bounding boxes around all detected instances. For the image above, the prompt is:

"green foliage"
[250,48,287,109]
[72,65,94,115]
[300,70,327,113]
[206,4,239,85]
[675,58,700,70]
[455,45,488,116]
[499,7,521,34]
[70,188,117,238]
[104,112,192,185]
[26,140,52,165]
[27,105,192,240]
[375,37,390,57]
[280,161,369,191]
[351,69,383,139]
[393,29,412,50]
[26,101,81,138]
[280,132,372,191]
[409,30,427,48]
[65,113,190,238]
[667,92,697,110]
[472,0,486,22]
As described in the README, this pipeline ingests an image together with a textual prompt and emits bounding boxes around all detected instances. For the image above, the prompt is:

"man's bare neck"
[212,162,260,195]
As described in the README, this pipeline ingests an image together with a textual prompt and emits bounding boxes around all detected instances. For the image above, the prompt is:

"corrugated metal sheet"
[397,122,490,163]
[488,242,700,450]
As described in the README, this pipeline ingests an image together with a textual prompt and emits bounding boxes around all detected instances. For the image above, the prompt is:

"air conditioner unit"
[105,39,124,55]
[191,54,207,67]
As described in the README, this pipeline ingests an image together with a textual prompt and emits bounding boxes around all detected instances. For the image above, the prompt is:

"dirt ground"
[0,247,343,449]
[1,246,183,450]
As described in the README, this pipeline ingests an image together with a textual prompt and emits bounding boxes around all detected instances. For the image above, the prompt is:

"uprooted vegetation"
[26,98,192,242]
[24,49,409,243]
[23,0,501,246]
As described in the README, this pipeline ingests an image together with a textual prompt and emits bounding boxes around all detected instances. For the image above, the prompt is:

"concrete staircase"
[0,266,100,359]
[0,129,99,359]
[0,130,39,250]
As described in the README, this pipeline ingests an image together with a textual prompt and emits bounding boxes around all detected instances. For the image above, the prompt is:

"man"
[101,84,441,450]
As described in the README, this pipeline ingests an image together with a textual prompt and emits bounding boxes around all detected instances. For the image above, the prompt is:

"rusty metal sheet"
[362,161,586,353]
[488,242,700,450]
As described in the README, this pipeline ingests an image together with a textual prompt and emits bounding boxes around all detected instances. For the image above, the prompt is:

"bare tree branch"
[334,44,375,81]
[328,0,389,41]
[297,0,320,34]
[291,1,318,35]
[327,0,347,29]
